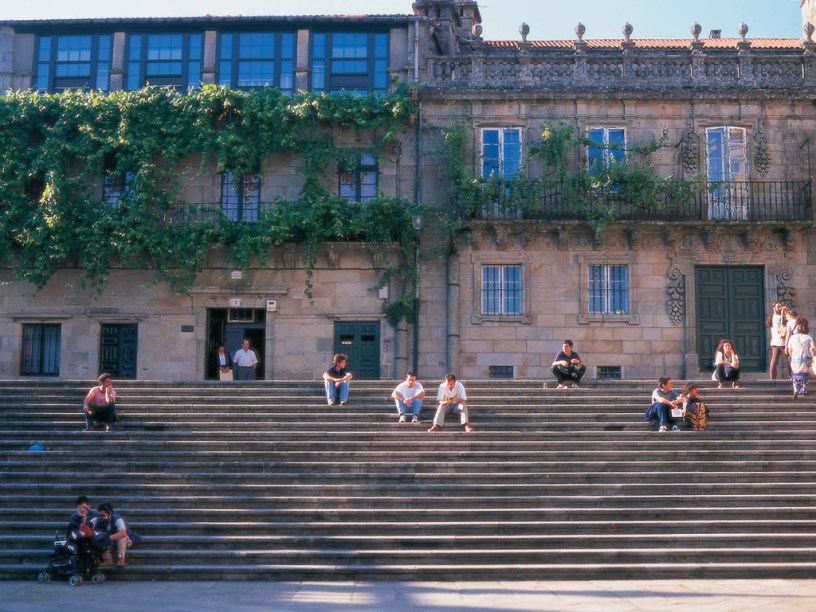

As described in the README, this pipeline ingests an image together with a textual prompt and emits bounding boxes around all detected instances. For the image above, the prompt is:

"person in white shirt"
[429,373,474,433]
[233,339,259,381]
[391,372,426,423]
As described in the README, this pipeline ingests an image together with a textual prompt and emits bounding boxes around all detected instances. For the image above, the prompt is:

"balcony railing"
[468,180,812,224]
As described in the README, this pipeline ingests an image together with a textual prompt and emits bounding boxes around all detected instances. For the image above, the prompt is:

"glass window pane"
[502,129,521,177]
[239,33,275,59]
[482,129,500,178]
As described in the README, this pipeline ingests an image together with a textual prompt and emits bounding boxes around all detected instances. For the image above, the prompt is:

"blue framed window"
[588,264,629,314]
[221,172,260,222]
[587,128,626,174]
[481,128,522,179]
[311,32,389,94]
[35,34,112,92]
[21,323,61,376]
[482,264,523,316]
[218,32,296,93]
[126,33,203,90]
[339,153,378,202]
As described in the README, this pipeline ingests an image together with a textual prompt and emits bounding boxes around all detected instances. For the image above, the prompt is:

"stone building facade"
[0,1,814,382]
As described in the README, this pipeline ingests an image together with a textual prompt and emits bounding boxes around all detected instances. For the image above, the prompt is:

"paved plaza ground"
[2,579,816,611]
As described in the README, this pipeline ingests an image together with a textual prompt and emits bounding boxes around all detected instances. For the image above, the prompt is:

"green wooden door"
[100,323,138,379]
[334,321,380,379]
[695,266,765,372]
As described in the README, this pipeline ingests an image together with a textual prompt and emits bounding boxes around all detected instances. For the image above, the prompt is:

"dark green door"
[334,321,380,379]
[695,266,765,371]
[100,323,138,378]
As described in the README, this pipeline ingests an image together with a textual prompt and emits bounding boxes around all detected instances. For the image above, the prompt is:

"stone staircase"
[1,378,815,581]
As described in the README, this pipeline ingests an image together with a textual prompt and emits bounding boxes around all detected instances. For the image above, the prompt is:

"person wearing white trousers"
[428,373,474,433]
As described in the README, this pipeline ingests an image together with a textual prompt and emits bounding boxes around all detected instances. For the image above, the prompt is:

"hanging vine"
[0,84,421,319]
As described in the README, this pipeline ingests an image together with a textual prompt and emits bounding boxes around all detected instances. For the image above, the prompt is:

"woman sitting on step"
[713,339,740,389]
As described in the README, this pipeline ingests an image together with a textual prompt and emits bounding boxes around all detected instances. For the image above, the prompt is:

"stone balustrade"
[426,48,816,91]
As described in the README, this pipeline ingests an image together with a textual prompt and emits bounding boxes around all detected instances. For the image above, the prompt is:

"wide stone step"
[1,379,813,581]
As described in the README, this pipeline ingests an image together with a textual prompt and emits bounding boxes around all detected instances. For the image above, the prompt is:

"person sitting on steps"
[551,339,586,388]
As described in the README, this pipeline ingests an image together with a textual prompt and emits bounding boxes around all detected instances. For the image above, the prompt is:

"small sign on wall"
[230,298,241,307]
[382,339,392,353]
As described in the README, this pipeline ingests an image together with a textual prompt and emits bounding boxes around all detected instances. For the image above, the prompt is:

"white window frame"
[586,127,626,174]
[705,126,748,220]
[480,127,523,179]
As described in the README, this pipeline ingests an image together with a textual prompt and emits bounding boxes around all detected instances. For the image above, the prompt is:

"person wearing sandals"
[787,317,814,400]
[713,339,741,388]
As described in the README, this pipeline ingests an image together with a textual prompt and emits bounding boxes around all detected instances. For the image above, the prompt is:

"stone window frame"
[20,322,62,377]
[471,253,532,325]
[577,253,639,325]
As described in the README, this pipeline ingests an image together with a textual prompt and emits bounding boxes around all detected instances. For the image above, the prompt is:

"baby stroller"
[37,527,106,586]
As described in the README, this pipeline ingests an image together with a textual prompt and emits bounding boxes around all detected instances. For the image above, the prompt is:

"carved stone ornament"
[753,123,770,178]
[776,265,795,307]
[666,256,686,326]
[681,119,700,175]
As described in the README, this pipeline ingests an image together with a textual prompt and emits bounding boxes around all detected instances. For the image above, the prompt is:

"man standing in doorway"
[233,338,259,381]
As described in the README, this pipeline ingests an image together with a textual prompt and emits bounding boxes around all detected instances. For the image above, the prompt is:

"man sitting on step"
[391,372,426,423]
[429,373,474,433]
[551,339,587,388]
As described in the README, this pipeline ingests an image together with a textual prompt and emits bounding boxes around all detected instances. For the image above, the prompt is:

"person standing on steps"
[323,353,353,406]
[429,373,474,433]
[213,344,233,380]
[391,372,426,423]
[551,339,587,388]
[82,373,117,432]
[787,317,814,400]
[767,302,789,380]
[233,338,259,381]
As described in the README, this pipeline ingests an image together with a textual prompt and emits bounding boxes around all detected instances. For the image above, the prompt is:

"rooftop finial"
[622,22,633,43]
[575,22,586,42]
[691,22,702,42]
[738,22,749,42]
[519,22,530,43]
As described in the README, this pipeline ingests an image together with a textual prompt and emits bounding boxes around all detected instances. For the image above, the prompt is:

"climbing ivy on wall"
[0,84,419,313]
